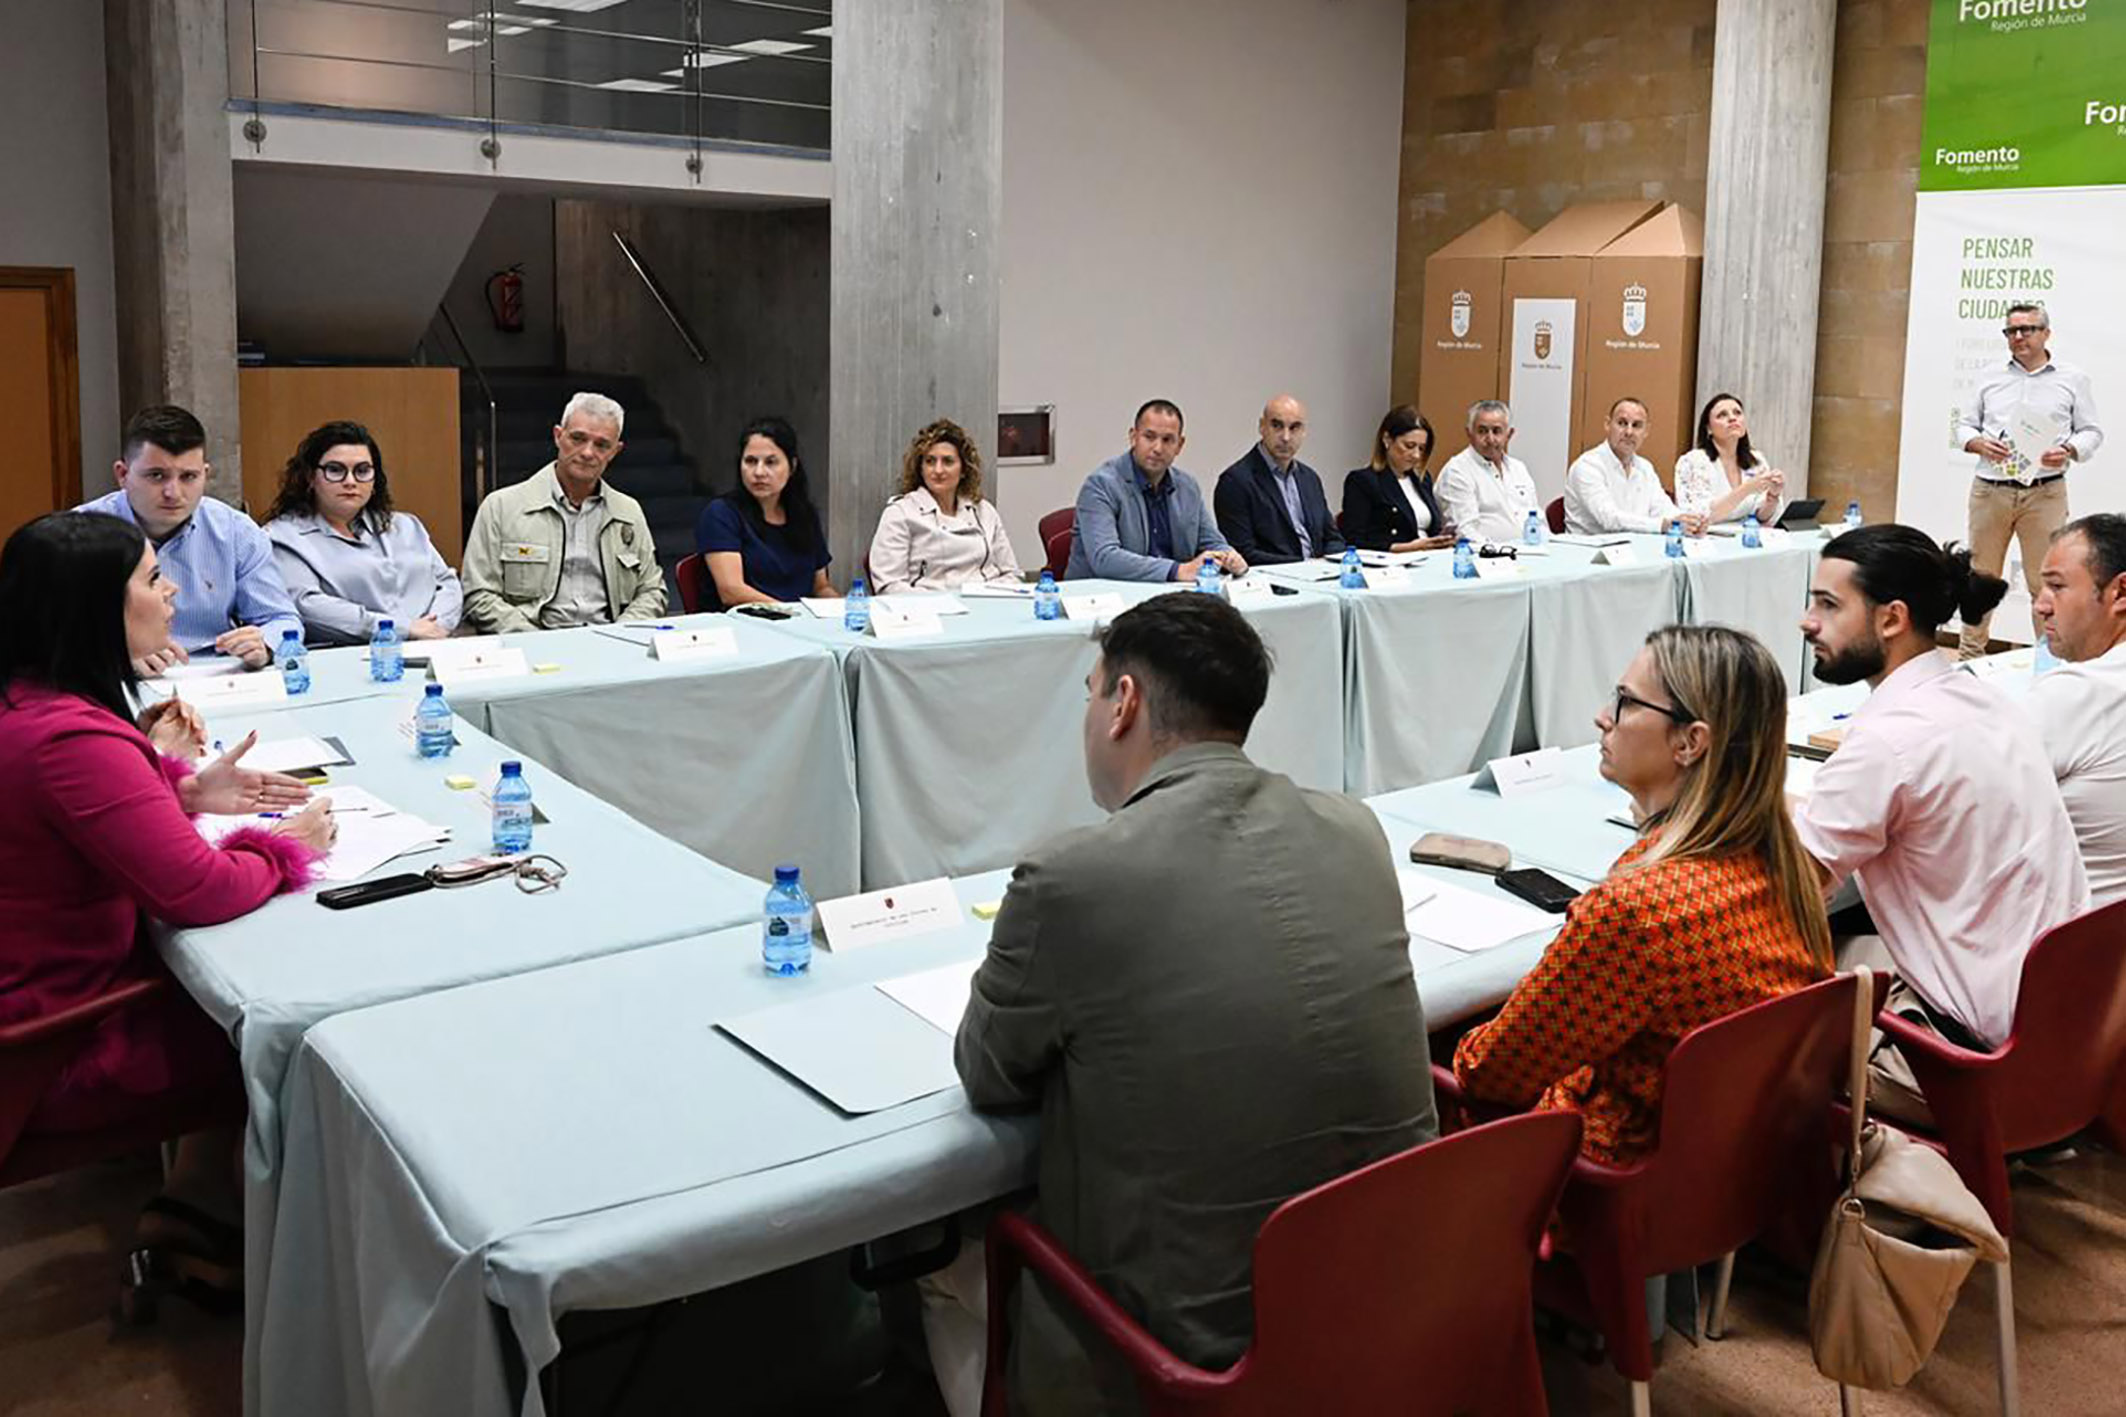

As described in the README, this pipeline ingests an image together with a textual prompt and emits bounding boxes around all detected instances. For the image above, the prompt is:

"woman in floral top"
[1454,625,1833,1163]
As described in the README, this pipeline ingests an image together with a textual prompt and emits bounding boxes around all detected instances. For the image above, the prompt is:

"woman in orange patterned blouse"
[1453,624,1833,1164]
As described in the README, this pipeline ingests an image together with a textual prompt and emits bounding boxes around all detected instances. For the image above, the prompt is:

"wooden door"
[0,268,83,541]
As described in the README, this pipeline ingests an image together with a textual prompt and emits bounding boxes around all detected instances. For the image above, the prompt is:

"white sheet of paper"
[157,658,245,682]
[2010,405,2067,479]
[1356,549,1430,567]
[433,647,531,689]
[1395,868,1439,916]
[1784,755,1823,804]
[960,582,1036,599]
[223,734,350,774]
[881,593,968,617]
[815,876,961,951]
[876,957,983,1035]
[1062,593,1123,621]
[801,598,847,619]
[1404,879,1555,953]
[197,785,450,884]
[1474,747,1567,797]
[651,626,738,661]
[592,624,677,648]
[1259,561,1342,583]
[1552,533,1631,548]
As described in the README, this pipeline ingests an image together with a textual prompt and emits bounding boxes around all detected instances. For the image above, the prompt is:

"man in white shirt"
[2030,513,2126,907]
[1796,524,2089,1121]
[1435,399,1541,545]
[1562,398,1706,536]
[1955,301,2103,657]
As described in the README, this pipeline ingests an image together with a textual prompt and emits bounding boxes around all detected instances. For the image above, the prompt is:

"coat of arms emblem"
[1450,290,1472,339]
[1622,283,1648,338]
[1533,320,1553,361]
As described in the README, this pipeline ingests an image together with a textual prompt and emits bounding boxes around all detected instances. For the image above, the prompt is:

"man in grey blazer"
[1064,399,1249,582]
[927,593,1437,1416]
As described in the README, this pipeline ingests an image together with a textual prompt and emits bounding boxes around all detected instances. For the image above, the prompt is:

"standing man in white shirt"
[2030,513,2126,907]
[1435,400,1541,545]
[1954,301,2103,657]
[1563,398,1706,536]
[1795,524,2088,1121]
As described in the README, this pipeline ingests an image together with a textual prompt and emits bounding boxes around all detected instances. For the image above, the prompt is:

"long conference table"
[133,526,1849,1416]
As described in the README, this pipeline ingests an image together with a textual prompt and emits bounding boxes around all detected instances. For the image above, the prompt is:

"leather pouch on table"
[1409,833,1511,876]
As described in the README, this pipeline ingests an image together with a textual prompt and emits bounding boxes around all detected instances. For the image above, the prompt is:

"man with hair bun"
[1796,523,2088,1121]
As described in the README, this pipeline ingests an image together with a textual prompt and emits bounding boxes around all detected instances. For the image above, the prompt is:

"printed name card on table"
[169,670,289,711]
[1471,746,1567,798]
[1062,593,1123,622]
[1225,575,1275,603]
[651,626,738,661]
[1364,565,1413,589]
[433,646,532,689]
[1593,544,1640,567]
[1471,556,1523,581]
[815,876,961,952]
[868,607,946,642]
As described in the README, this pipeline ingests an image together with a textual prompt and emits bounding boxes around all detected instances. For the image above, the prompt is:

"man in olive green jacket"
[461,391,666,632]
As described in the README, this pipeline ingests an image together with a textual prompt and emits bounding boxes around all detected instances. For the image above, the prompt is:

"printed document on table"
[1403,879,1554,953]
[215,734,352,774]
[196,785,451,883]
[876,957,982,1035]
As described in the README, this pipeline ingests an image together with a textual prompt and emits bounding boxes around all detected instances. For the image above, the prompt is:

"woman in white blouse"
[868,419,1023,592]
[1674,392,1787,525]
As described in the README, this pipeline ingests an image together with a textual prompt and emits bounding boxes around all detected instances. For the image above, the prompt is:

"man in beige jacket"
[460,391,665,632]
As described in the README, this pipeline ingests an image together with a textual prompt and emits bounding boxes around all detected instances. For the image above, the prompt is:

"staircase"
[472,370,710,601]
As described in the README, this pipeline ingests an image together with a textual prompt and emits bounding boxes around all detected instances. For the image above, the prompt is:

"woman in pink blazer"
[0,511,334,1295]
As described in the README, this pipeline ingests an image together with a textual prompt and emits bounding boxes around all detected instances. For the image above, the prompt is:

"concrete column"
[828,0,1003,579]
[104,0,243,501]
[1696,0,1837,493]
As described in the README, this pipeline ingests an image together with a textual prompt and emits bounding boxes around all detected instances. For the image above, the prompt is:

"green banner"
[1921,0,2126,191]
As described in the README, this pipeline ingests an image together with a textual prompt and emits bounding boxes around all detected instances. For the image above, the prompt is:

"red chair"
[1037,507,1075,579]
[981,1110,1583,1416]
[1871,899,2126,1416]
[674,552,715,614]
[1544,497,1566,534]
[1437,973,1867,1417]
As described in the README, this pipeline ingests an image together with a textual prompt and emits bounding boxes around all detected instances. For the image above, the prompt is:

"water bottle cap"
[851,577,867,593]
[774,863,800,883]
[281,628,300,641]
[500,760,522,776]
[424,682,444,696]
[379,618,394,631]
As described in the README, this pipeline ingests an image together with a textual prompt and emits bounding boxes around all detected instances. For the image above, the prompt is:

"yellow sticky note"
[971,901,1003,920]
[533,662,563,674]
[444,774,477,790]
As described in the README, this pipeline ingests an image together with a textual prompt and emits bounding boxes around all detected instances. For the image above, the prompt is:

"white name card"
[651,626,738,661]
[868,608,946,642]
[180,670,290,710]
[433,646,532,689]
[816,876,961,952]
[1365,565,1413,589]
[1062,594,1123,621]
[1471,556,1523,581]
[1593,544,1640,567]
[1225,575,1275,603]
[1472,747,1567,797]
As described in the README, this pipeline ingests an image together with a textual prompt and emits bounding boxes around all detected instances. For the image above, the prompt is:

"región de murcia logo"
[1622,283,1648,337]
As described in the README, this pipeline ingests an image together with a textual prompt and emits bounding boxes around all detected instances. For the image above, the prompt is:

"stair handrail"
[611,231,709,366]
[436,303,500,503]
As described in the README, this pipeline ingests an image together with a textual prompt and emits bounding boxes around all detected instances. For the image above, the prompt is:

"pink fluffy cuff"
[219,823,324,892]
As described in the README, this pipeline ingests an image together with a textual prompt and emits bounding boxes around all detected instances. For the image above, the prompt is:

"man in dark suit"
[1211,394,1346,565]
[927,594,1438,1417]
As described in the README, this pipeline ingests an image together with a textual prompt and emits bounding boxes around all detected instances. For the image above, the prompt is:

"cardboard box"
[1497,201,1662,500]
[1583,203,1704,482]
[1418,211,1530,463]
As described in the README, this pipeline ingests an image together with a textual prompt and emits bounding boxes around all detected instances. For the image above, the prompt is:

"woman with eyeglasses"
[1450,625,1832,1164]
[265,421,463,645]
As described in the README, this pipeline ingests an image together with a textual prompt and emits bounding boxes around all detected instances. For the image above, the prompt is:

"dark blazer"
[957,742,1438,1415]
[1340,465,1446,551]
[1212,447,1345,565]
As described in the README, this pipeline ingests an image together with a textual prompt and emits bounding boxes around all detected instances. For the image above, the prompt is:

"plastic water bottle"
[1452,536,1478,580]
[278,630,310,695]
[370,617,403,683]
[415,682,454,759]
[2034,637,2061,677]
[762,864,814,976]
[1034,569,1062,621]
[844,577,870,633]
[491,760,533,855]
[1741,509,1763,549]
[1666,520,1686,559]
[1339,547,1365,589]
[1195,559,1222,596]
[1844,500,1863,532]
[1523,509,1545,547]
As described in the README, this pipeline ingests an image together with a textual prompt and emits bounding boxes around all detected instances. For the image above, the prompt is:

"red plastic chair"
[1870,898,2126,1416]
[1437,972,1867,1417]
[1545,497,1566,534]
[673,553,713,614]
[980,1110,1583,1416]
[1038,508,1075,579]
[1,977,241,1187]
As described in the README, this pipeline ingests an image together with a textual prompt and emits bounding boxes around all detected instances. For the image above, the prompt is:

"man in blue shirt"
[77,405,301,673]
[1065,400,1247,582]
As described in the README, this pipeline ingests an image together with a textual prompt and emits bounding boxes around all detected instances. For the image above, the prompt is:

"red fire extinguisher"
[486,265,525,333]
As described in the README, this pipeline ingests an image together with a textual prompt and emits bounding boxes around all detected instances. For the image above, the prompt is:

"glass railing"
[228,0,831,155]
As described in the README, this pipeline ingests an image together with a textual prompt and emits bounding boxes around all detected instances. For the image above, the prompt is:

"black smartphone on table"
[1496,867,1582,914]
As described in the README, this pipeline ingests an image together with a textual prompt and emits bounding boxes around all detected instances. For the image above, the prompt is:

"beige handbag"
[1808,966,2009,1389]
